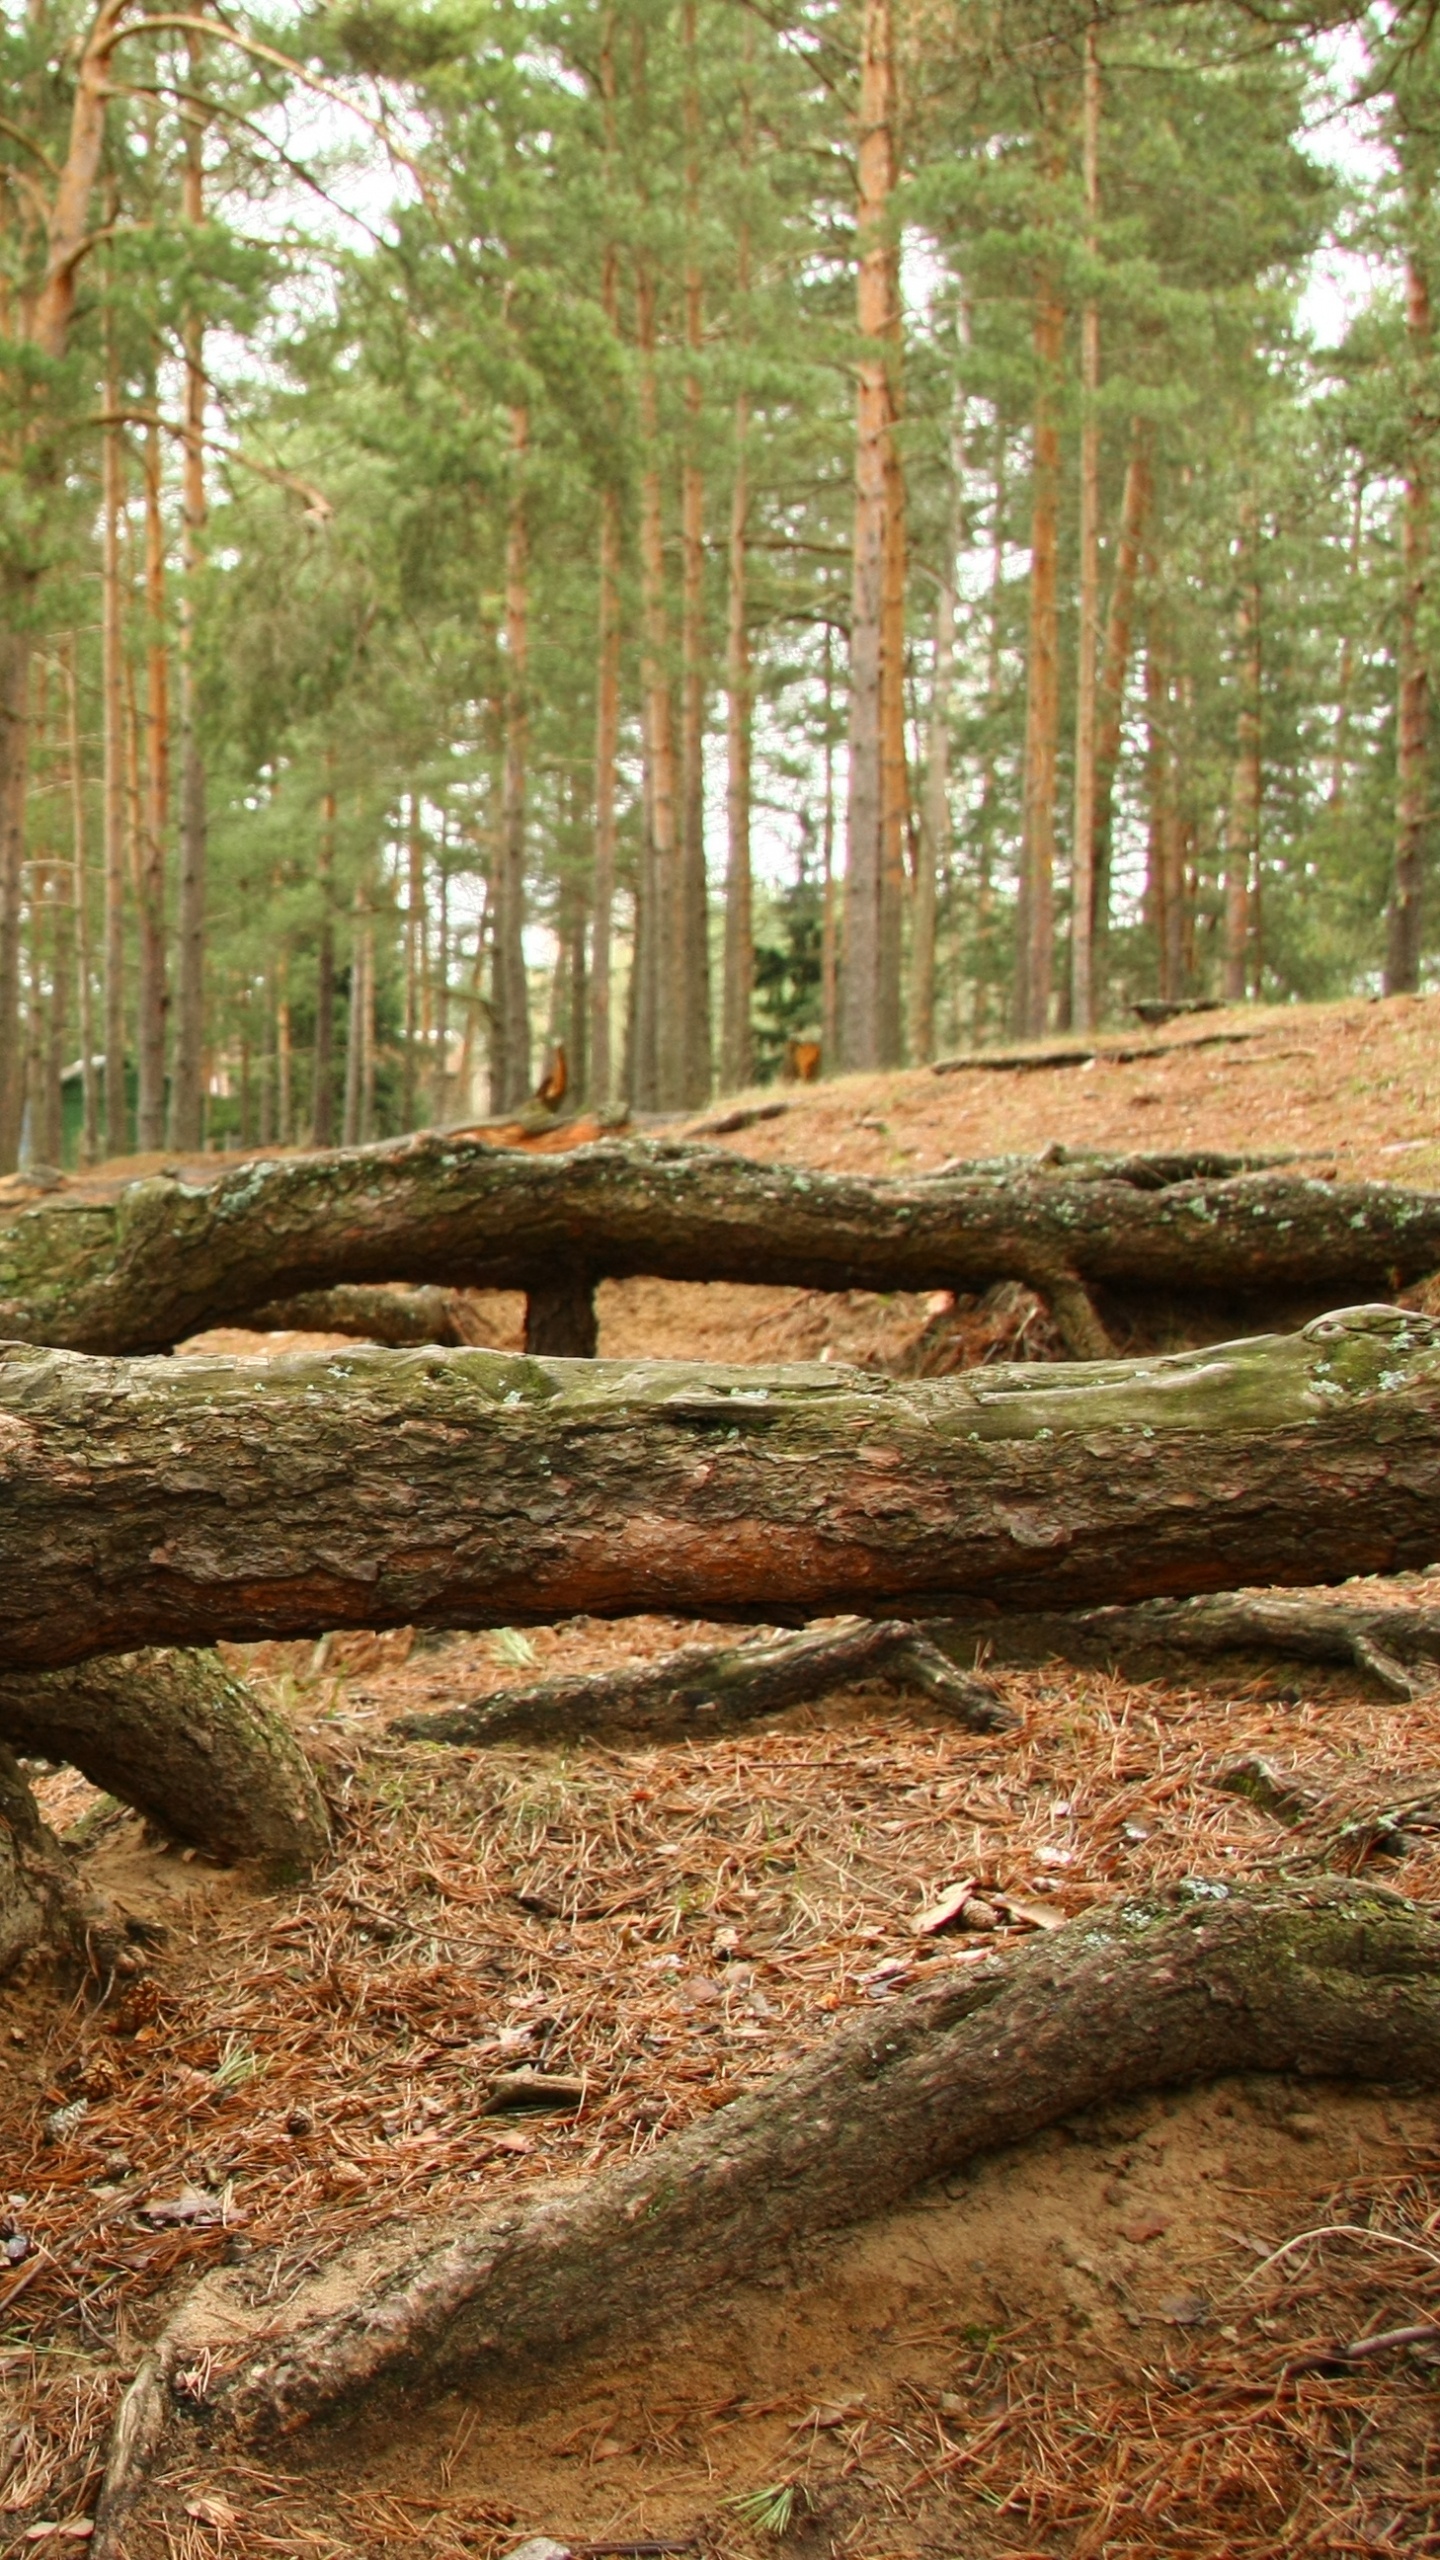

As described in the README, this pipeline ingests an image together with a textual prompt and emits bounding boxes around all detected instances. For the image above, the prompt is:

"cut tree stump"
[93,1877,1440,2534]
[929,1588,1440,1702]
[0,1744,87,1979]
[0,1650,331,1880]
[395,1617,1013,1748]
[1,1133,1439,1360]
[2,1307,1440,1669]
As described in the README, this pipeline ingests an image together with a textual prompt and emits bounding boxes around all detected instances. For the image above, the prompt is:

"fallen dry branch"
[93,1876,1440,2537]
[0,1651,331,1880]
[935,1587,1440,1700]
[394,1616,1013,1748]
[1,1132,1438,1361]
[5,1308,1440,1669]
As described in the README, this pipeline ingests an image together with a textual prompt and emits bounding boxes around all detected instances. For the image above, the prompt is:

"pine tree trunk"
[137,409,168,1152]
[722,391,753,1092]
[821,625,838,1060]
[1387,236,1431,995]
[880,312,908,1068]
[1144,618,1179,1000]
[169,58,209,1153]
[3,1306,1440,1668]
[0,627,29,1174]
[341,887,365,1148]
[1016,216,1063,1042]
[636,261,679,1109]
[1069,21,1102,1033]
[678,0,711,1108]
[102,340,127,1160]
[61,633,99,1163]
[403,797,422,1128]
[914,429,960,1063]
[1330,478,1363,811]
[841,0,898,1071]
[494,405,533,1111]
[973,423,1006,1038]
[1091,419,1151,963]
[1223,497,1261,1004]
[311,762,336,1145]
[591,478,621,1111]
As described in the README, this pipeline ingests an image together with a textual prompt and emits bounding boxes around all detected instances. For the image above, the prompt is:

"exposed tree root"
[0,1651,331,1881]
[93,1878,1440,2551]
[394,1616,1013,1748]
[242,1285,493,1349]
[930,1589,1440,1701]
[0,1744,87,1979]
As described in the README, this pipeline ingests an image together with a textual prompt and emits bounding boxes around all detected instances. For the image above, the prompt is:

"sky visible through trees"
[2,0,1439,1159]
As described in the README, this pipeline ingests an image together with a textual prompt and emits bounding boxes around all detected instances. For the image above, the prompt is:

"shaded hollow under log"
[93,1877,1440,2542]
[395,1616,1013,1748]
[4,1308,1440,1670]
[926,1588,1440,1702]
[0,1651,331,1881]
[1,1135,1438,1363]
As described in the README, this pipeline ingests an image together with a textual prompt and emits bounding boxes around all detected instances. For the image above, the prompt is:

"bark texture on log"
[1,1135,1437,1357]
[0,1651,331,1880]
[95,1878,1440,2492]
[928,1589,1440,1701]
[396,1616,1012,1747]
[3,1307,1440,1670]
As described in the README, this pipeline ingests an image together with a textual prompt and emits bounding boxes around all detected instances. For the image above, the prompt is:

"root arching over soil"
[93,1875,1440,2545]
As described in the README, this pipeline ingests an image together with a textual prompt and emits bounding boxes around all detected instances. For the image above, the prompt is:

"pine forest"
[4,0,1439,1157]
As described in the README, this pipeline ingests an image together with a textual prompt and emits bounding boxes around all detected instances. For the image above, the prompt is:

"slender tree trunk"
[102,341,126,1158]
[973,423,1006,1040]
[821,625,838,1065]
[1069,19,1102,1033]
[1092,418,1152,974]
[61,634,98,1163]
[721,402,753,1094]
[311,759,336,1145]
[275,949,292,1145]
[169,40,208,1150]
[591,471,621,1113]
[402,795,421,1127]
[1144,616,1180,1000]
[1330,478,1363,812]
[342,885,365,1148]
[137,406,168,1151]
[678,0,711,1106]
[492,407,533,1111]
[842,0,900,1071]
[636,265,678,1109]
[358,909,375,1143]
[914,419,962,1063]
[1016,181,1064,1042]
[1387,232,1432,994]
[435,859,451,1120]
[1224,498,1261,1004]
[0,631,29,1174]
[880,366,908,1067]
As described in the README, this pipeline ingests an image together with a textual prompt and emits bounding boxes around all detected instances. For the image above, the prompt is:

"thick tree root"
[523,1274,599,1357]
[394,1616,1013,1748]
[93,1877,1440,2547]
[0,1743,86,1979]
[930,1589,1440,1701]
[0,1651,331,1881]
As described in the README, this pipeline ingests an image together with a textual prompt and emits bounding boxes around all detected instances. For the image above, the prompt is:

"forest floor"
[4,989,1440,2560]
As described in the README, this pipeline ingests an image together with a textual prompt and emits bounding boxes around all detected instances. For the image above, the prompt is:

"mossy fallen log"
[1,1134,1438,1360]
[2,1307,1440,1671]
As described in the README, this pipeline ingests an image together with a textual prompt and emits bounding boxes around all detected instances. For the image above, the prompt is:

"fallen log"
[1,1132,1439,1360]
[238,1284,492,1349]
[3,1307,1440,1671]
[93,1877,1440,2527]
[0,1651,331,1880]
[929,1588,1440,1702]
[395,1617,1013,1748]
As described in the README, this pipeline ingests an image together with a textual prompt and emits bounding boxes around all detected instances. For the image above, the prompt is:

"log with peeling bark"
[3,1307,1440,1672]
[928,1589,1440,1701]
[0,1650,331,1879]
[93,1877,1440,2532]
[395,1616,1013,1748]
[2,1134,1440,1362]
